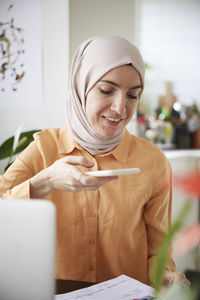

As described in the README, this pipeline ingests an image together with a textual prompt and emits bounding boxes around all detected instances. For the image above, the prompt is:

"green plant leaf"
[153,201,192,292]
[0,130,41,159]
[155,282,197,300]
[4,162,13,172]
[144,62,151,70]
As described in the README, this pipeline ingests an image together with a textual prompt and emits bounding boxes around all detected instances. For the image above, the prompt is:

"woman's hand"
[162,271,190,288]
[30,156,118,198]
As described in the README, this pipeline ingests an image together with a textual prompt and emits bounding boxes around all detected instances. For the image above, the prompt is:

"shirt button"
[90,212,96,217]
[89,239,95,244]
[89,266,95,271]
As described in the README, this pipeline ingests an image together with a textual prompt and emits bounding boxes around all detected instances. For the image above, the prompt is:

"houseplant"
[0,125,40,172]
[153,171,200,299]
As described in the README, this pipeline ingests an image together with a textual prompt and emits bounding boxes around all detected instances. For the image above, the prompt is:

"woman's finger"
[61,155,94,167]
[163,271,190,287]
[80,174,118,186]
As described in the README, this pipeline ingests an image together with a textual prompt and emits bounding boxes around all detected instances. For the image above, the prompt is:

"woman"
[0,36,188,287]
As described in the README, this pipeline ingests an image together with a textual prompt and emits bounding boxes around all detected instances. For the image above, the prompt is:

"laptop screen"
[0,199,56,300]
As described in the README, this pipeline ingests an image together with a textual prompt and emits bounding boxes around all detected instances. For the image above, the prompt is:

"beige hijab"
[66,36,145,155]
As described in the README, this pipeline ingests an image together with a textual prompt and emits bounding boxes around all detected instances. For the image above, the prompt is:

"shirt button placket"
[85,155,98,282]
[86,190,98,282]
[90,211,96,217]
[89,265,95,272]
[89,239,95,245]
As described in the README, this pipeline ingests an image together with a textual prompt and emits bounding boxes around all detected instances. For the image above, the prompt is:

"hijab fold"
[66,36,145,155]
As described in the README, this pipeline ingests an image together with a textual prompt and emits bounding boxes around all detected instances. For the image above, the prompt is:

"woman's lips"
[102,116,125,125]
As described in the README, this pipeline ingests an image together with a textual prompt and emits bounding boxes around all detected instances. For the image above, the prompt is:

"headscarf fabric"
[66,36,145,155]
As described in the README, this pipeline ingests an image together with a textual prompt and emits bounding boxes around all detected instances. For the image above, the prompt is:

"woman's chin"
[96,129,123,138]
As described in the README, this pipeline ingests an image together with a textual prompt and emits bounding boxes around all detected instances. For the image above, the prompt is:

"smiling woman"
[66,35,145,155]
[0,35,189,289]
[85,65,142,138]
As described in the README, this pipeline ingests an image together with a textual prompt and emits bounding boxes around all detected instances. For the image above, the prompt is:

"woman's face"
[85,65,142,138]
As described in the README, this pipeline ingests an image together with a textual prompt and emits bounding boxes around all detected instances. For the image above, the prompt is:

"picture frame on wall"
[0,0,43,108]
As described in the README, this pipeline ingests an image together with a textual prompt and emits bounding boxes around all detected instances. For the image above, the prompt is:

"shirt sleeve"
[144,150,176,284]
[0,141,43,199]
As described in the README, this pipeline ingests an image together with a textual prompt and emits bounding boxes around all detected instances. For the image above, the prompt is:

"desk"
[56,279,94,294]
[163,149,200,160]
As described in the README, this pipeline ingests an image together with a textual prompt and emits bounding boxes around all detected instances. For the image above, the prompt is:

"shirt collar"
[58,126,133,163]
[58,126,77,154]
[94,129,133,163]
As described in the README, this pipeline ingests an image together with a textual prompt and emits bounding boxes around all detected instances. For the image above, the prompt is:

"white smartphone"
[85,168,140,177]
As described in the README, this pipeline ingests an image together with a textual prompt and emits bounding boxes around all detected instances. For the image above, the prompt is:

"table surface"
[55,272,200,297]
[163,149,200,159]
[56,279,95,295]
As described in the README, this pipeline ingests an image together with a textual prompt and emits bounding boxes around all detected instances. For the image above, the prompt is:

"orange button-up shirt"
[0,126,176,284]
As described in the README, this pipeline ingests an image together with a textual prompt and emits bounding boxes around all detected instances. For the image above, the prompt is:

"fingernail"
[87,160,94,166]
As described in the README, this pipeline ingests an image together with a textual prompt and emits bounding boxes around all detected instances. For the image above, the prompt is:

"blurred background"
[0,0,200,277]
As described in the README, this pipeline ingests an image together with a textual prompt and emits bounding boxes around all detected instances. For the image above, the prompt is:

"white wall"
[0,0,69,172]
[69,0,138,61]
[138,0,200,113]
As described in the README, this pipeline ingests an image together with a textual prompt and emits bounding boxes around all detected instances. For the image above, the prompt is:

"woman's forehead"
[98,65,142,86]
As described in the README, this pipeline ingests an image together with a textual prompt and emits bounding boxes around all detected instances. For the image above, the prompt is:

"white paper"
[55,274,155,300]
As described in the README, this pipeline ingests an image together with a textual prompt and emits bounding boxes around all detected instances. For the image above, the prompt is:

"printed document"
[55,274,155,300]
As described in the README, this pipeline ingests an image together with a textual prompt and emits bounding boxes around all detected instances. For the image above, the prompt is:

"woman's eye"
[127,94,137,100]
[99,88,113,95]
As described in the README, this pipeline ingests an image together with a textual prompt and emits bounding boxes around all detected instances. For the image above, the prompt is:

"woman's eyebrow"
[100,80,142,90]
[129,85,142,90]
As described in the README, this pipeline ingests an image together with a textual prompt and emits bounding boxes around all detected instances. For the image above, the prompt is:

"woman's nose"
[110,94,126,115]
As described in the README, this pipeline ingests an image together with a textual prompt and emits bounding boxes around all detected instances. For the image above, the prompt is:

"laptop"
[0,199,56,300]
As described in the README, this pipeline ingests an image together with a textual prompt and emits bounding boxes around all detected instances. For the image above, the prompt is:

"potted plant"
[0,124,40,172]
[153,171,200,299]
